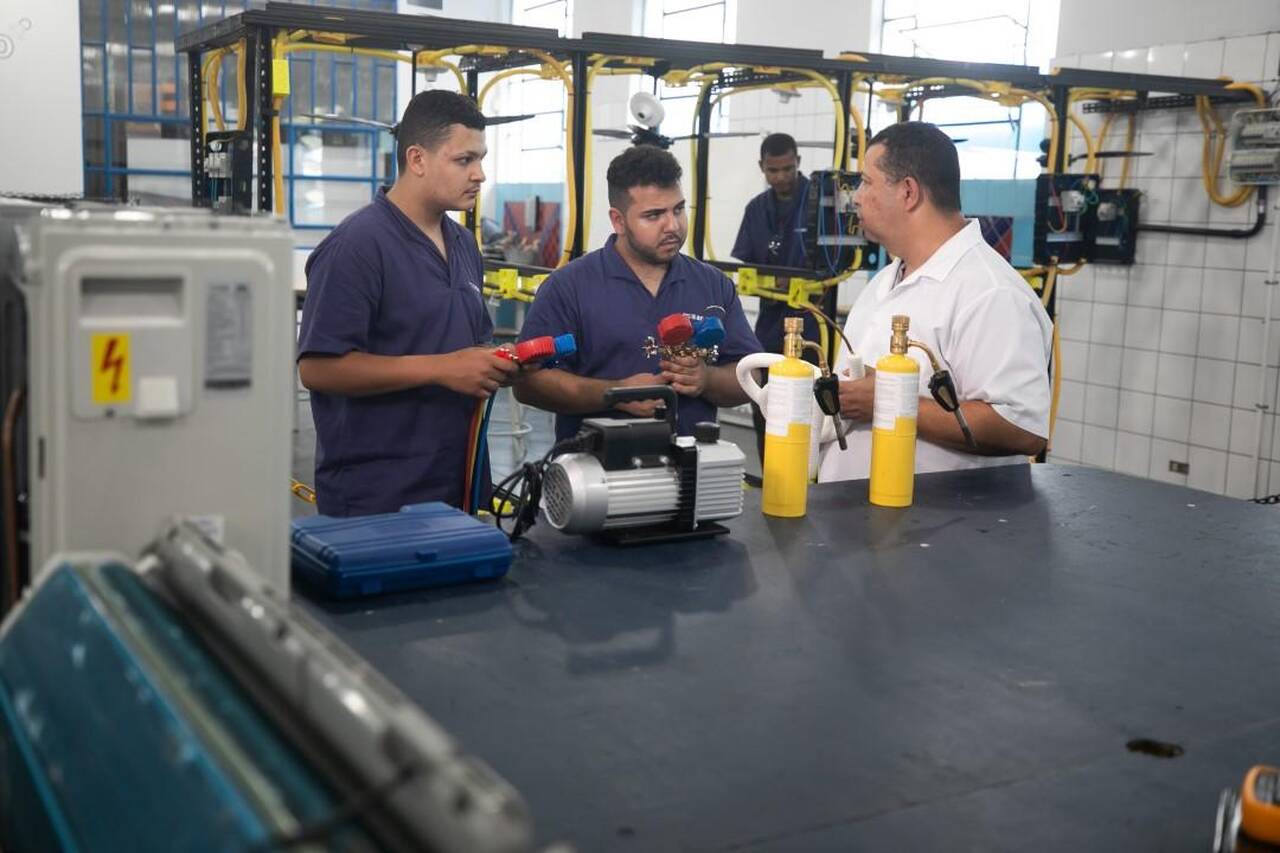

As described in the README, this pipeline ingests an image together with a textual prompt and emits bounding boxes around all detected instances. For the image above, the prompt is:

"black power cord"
[491,437,586,540]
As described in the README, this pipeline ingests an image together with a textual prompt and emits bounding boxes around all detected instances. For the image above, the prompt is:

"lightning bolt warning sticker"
[91,333,132,404]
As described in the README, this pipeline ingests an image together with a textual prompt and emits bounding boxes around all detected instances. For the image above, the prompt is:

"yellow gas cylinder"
[761,317,814,517]
[869,315,920,508]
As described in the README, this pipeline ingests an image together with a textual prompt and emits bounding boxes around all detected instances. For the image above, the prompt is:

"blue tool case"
[290,503,514,598]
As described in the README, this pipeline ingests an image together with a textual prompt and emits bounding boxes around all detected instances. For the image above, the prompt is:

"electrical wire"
[471,394,497,514]
[1196,82,1267,208]
[491,436,586,540]
[462,398,485,512]
[1041,264,1063,450]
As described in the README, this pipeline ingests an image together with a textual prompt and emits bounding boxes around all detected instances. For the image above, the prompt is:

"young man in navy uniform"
[297,90,517,517]
[731,132,821,463]
[515,146,760,441]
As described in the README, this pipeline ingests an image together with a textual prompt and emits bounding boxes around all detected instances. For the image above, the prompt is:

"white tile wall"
[1150,438,1190,485]
[1121,348,1159,392]
[1192,357,1236,407]
[1202,269,1243,315]
[1115,431,1152,477]
[1156,352,1196,398]
[1082,425,1118,468]
[1124,305,1162,350]
[1153,396,1192,442]
[1048,29,1280,500]
[1085,384,1121,428]
[1118,389,1156,434]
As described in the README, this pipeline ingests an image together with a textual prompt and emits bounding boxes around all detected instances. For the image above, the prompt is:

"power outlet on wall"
[1169,461,1190,475]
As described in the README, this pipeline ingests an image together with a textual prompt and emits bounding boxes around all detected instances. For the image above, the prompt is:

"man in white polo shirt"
[818,122,1053,483]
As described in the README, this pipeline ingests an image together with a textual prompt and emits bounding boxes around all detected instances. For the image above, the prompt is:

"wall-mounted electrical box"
[3,205,295,593]
[1086,188,1141,265]
[802,170,879,275]
[1033,173,1100,265]
[1228,108,1280,185]
[204,130,254,213]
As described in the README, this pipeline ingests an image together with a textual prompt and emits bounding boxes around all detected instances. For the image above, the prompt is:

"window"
[79,0,397,240]
[489,0,573,179]
[876,0,1061,179]
[641,0,736,136]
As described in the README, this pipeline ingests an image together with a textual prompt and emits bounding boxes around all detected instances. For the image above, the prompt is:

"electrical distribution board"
[1087,188,1141,264]
[1033,172,1101,265]
[1228,108,1280,185]
[803,170,879,275]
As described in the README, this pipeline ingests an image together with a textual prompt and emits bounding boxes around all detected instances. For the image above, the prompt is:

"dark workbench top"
[299,464,1280,851]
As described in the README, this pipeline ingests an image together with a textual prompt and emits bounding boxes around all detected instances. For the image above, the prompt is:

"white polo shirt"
[818,220,1053,483]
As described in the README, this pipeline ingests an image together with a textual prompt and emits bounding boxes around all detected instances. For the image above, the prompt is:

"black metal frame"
[177,1,1262,265]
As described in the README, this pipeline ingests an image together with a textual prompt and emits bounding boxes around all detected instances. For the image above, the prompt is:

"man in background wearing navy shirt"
[732,132,821,465]
[516,146,759,441]
[297,90,517,517]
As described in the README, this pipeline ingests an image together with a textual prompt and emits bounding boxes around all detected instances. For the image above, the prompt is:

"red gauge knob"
[657,313,694,345]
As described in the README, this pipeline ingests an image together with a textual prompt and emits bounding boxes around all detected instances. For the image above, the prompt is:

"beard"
[623,226,684,266]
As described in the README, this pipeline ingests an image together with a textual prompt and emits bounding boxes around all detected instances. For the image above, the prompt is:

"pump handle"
[603,384,678,432]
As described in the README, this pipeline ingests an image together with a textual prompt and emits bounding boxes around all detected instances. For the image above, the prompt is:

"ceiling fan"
[591,92,757,150]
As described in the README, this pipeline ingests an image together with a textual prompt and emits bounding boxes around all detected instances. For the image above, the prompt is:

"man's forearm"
[298,351,443,396]
[917,399,1047,457]
[514,369,619,414]
[702,362,750,407]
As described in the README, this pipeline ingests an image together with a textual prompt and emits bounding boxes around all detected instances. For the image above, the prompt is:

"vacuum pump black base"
[595,521,731,547]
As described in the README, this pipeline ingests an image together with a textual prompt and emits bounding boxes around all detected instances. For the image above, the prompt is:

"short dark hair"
[606,146,682,210]
[760,132,797,160]
[866,122,961,212]
[394,90,486,171]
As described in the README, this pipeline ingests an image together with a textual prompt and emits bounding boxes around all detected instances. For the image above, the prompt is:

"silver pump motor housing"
[541,422,745,535]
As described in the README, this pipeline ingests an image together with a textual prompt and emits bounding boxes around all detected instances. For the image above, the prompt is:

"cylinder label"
[873,370,919,431]
[765,375,813,437]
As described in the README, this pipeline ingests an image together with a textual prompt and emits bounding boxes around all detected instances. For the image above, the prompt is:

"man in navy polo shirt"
[732,132,821,465]
[515,146,760,441]
[297,90,517,517]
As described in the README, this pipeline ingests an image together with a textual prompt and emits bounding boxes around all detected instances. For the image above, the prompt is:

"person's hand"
[659,355,708,398]
[494,345,545,383]
[838,365,876,422]
[438,347,519,398]
[610,372,670,418]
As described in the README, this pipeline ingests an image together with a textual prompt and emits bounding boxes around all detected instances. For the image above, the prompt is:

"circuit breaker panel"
[1033,173,1100,265]
[803,170,879,275]
[1087,188,1141,264]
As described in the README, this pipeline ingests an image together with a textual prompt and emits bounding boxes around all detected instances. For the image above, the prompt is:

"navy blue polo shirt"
[297,188,492,517]
[520,235,761,442]
[731,173,821,353]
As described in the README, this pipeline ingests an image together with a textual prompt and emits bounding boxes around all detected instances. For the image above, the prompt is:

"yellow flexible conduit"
[1196,81,1267,207]
[233,36,580,252]
[685,66,849,259]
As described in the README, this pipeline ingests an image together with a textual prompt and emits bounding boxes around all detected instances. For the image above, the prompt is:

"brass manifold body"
[641,338,720,364]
